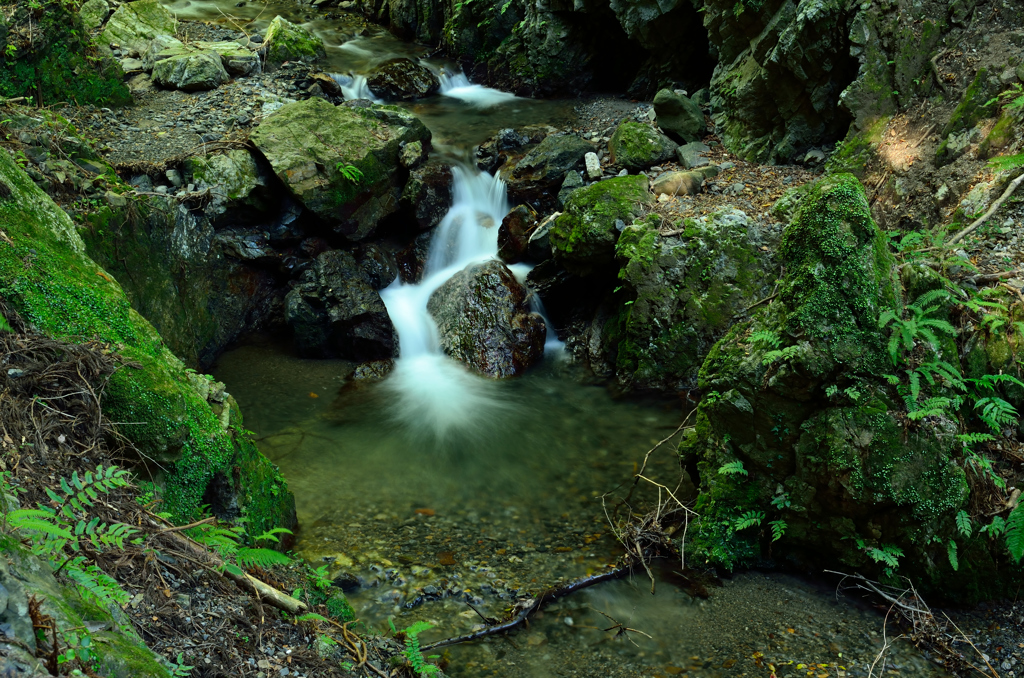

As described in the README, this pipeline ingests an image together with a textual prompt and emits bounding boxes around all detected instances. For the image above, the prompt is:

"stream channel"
[165,0,952,674]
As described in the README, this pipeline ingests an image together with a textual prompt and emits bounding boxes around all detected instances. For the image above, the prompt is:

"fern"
[717,461,747,477]
[955,510,972,538]
[947,540,959,571]
[861,542,904,569]
[980,515,1006,537]
[236,547,292,569]
[402,621,439,676]
[733,510,764,531]
[65,557,130,608]
[974,396,1018,433]
[749,330,781,349]
[762,345,801,366]
[769,519,786,542]
[335,163,364,184]
[879,289,956,365]
[1006,505,1024,563]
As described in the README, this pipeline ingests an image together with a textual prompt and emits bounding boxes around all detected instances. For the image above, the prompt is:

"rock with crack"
[427,260,546,378]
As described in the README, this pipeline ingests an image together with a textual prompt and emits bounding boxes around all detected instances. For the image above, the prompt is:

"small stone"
[718,161,735,170]
[651,171,702,197]
[584,152,601,180]
[6,369,26,378]
[165,169,182,187]
[676,141,710,169]
[617,168,628,177]
[155,185,169,194]
[105,190,127,207]
[804,149,826,164]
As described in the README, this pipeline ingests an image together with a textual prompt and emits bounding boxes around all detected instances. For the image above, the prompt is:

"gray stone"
[676,142,710,169]
[165,169,182,187]
[527,211,559,261]
[653,88,706,144]
[152,50,230,92]
[105,190,127,207]
[97,0,176,56]
[119,57,144,72]
[263,15,326,65]
[79,0,111,30]
[804,149,826,165]
[557,170,584,208]
[584,151,601,180]
[651,171,701,197]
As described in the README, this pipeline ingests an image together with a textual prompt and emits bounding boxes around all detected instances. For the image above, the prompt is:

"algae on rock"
[262,15,326,65]
[0,147,295,536]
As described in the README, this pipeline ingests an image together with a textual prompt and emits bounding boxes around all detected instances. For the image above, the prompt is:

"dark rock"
[284,250,398,360]
[366,58,440,100]
[396,231,433,284]
[506,134,593,206]
[426,260,545,378]
[497,204,537,264]
[556,170,583,209]
[400,163,453,231]
[653,89,706,144]
[352,359,395,382]
[355,243,399,289]
[527,212,558,262]
[214,228,279,263]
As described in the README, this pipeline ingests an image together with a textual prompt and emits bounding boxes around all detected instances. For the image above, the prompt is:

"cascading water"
[438,69,518,107]
[379,166,560,441]
[331,73,381,102]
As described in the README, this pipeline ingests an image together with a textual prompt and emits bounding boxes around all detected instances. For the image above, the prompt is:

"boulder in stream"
[262,15,326,66]
[400,163,453,231]
[366,58,441,100]
[427,260,545,378]
[285,249,399,360]
[505,133,593,205]
[251,97,431,241]
[497,204,537,264]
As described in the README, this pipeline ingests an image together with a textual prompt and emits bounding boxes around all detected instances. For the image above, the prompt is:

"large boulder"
[427,260,546,378]
[549,174,651,276]
[653,89,706,144]
[151,49,229,91]
[284,250,398,360]
[367,58,441,100]
[606,208,778,392]
[150,41,261,77]
[97,0,176,56]
[505,133,593,205]
[262,15,326,65]
[250,97,431,241]
[608,121,678,172]
[681,174,979,597]
[79,0,111,30]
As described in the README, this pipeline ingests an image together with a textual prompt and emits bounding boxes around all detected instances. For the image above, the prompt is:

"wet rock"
[151,50,230,92]
[184,149,269,221]
[550,174,651,276]
[556,170,583,209]
[497,204,537,264]
[366,58,440,100]
[79,0,111,30]
[251,97,430,241]
[97,0,176,56]
[527,211,559,262]
[676,141,710,169]
[262,15,326,65]
[653,89,705,144]
[651,171,702,198]
[427,260,545,378]
[506,134,592,205]
[608,121,678,172]
[214,228,278,263]
[352,359,395,383]
[285,250,398,360]
[355,243,399,289]
[400,163,452,231]
[396,231,433,284]
[399,140,427,169]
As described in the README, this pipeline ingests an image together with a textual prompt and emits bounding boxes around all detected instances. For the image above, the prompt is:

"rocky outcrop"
[367,58,440,100]
[549,174,651,275]
[262,15,326,65]
[608,121,678,172]
[79,0,111,30]
[250,97,431,241]
[284,250,399,360]
[426,260,546,378]
[604,208,778,392]
[653,89,705,144]
[97,0,176,56]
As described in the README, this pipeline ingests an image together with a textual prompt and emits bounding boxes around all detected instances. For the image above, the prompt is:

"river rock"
[400,163,452,231]
[396,231,433,284]
[608,121,678,172]
[506,134,593,205]
[497,204,537,264]
[584,152,601,180]
[251,97,431,241]
[184,149,269,221]
[676,142,710,169]
[147,41,258,76]
[651,171,702,197]
[97,0,176,56]
[79,0,111,30]
[426,260,545,378]
[527,211,559,262]
[151,50,229,92]
[366,58,440,100]
[262,15,326,65]
[355,243,399,289]
[285,249,398,360]
[653,89,706,144]
[550,174,651,275]
[557,170,583,209]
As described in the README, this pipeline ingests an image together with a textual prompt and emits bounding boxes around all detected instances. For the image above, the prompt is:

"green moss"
[263,15,326,65]
[326,592,356,622]
[979,110,1017,159]
[608,121,674,171]
[941,68,996,138]
[825,116,888,179]
[0,0,130,107]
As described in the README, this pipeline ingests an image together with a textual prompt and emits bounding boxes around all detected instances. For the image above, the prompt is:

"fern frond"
[955,510,972,538]
[1005,505,1024,563]
[236,548,292,569]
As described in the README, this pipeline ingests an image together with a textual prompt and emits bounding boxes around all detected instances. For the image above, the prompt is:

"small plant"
[955,510,972,538]
[717,461,747,477]
[187,521,293,577]
[732,510,764,531]
[879,289,956,364]
[769,519,787,542]
[335,163,364,184]
[167,652,194,677]
[1006,504,1024,563]
[401,621,439,676]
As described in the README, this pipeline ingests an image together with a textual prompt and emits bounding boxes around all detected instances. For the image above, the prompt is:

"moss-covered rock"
[79,0,111,30]
[608,121,678,172]
[607,208,777,392]
[549,174,651,276]
[653,89,705,144]
[0,147,294,535]
[682,174,982,596]
[366,57,440,100]
[262,15,326,66]
[184,149,269,219]
[151,49,229,91]
[97,0,176,56]
[251,97,430,241]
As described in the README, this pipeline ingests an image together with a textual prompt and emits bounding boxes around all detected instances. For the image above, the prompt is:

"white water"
[438,70,518,108]
[379,167,562,438]
[331,73,381,102]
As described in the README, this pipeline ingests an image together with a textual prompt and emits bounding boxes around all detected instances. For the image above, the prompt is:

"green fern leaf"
[947,540,958,571]
[1006,505,1024,563]
[236,548,292,569]
[955,510,972,538]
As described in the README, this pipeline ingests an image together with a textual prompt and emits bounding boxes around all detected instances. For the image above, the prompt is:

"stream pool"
[177,0,955,674]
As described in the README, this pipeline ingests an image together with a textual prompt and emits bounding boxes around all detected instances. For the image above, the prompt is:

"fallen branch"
[948,172,1024,245]
[965,270,1020,285]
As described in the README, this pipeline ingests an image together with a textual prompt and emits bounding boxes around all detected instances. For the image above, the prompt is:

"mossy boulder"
[79,0,111,30]
[262,15,326,66]
[427,259,546,378]
[97,0,176,56]
[184,149,269,220]
[251,97,430,241]
[653,89,705,144]
[683,174,993,598]
[150,41,261,78]
[0,147,294,535]
[549,174,651,276]
[607,208,777,392]
[151,49,229,91]
[608,121,678,172]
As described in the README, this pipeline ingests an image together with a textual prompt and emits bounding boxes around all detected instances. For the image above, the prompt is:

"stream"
[175,0,956,674]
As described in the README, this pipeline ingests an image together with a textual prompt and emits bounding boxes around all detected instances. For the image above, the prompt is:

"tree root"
[948,171,1024,245]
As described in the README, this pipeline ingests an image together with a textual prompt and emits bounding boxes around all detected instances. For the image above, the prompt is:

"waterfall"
[438,69,517,108]
[330,73,380,102]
